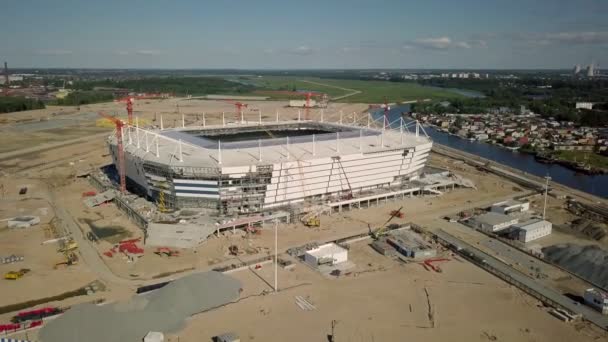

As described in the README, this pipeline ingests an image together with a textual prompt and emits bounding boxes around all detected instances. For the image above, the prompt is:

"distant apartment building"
[553,144,595,152]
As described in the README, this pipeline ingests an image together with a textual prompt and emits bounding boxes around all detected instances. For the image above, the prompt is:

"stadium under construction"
[106,116,436,216]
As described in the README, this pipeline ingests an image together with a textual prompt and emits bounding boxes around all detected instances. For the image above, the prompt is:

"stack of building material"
[7,216,40,229]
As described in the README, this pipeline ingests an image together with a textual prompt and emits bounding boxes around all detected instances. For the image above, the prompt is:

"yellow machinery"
[58,239,78,253]
[54,252,79,269]
[303,216,320,227]
[4,269,30,280]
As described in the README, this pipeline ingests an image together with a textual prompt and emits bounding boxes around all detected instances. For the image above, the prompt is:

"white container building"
[513,219,552,243]
[304,243,348,268]
[471,212,519,232]
[491,200,530,215]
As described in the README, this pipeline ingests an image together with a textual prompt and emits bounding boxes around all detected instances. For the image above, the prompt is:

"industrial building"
[584,288,608,315]
[107,120,432,215]
[471,212,519,232]
[304,243,348,267]
[513,219,552,243]
[490,200,529,215]
[386,230,436,260]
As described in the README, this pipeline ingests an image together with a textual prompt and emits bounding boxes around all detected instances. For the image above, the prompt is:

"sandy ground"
[172,242,606,342]
[1,99,607,341]
[0,179,97,308]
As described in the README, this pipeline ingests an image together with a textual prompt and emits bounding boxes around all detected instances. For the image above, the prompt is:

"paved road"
[298,80,361,100]
[435,229,608,331]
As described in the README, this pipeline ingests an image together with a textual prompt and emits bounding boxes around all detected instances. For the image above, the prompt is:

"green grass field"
[554,150,608,169]
[244,76,463,103]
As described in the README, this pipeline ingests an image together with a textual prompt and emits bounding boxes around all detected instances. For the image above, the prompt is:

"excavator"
[54,252,79,269]
[4,268,30,280]
[371,207,404,239]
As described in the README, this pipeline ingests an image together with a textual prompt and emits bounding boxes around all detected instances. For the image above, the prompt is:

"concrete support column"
[222,112,225,127]
[136,117,140,149]
[145,131,149,152]
[218,140,222,165]
[203,112,206,127]
[155,137,160,158]
[178,139,183,162]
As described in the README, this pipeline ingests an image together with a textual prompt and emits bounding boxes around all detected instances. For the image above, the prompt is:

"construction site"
[1,95,608,342]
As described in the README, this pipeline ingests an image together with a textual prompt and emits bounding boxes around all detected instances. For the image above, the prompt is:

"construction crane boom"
[224,100,248,122]
[98,112,126,193]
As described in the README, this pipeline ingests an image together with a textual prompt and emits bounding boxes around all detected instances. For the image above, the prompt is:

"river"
[373,105,608,199]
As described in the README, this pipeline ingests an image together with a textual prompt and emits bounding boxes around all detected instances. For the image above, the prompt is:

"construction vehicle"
[58,239,78,253]
[228,245,240,256]
[420,258,450,273]
[371,207,404,239]
[154,247,180,257]
[300,205,330,228]
[54,252,78,269]
[303,216,320,227]
[390,209,405,219]
[4,268,30,280]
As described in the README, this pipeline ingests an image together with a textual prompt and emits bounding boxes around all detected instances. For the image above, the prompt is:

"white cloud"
[136,49,162,56]
[545,31,608,44]
[36,49,73,55]
[508,31,608,46]
[410,37,472,50]
[115,50,130,56]
[288,45,317,56]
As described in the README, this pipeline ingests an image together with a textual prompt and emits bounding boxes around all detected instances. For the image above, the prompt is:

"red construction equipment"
[0,323,21,333]
[389,209,404,219]
[420,258,450,273]
[82,191,97,197]
[224,100,248,122]
[115,93,165,125]
[98,112,126,193]
[154,247,180,257]
[12,307,62,323]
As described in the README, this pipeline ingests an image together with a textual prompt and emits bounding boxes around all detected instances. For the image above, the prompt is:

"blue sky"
[1,0,607,69]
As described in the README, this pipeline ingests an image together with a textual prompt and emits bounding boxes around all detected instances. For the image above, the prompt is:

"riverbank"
[432,143,607,206]
[375,105,608,199]
[424,121,608,175]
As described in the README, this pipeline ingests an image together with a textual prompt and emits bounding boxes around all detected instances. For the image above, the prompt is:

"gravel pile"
[543,243,608,288]
[39,271,242,342]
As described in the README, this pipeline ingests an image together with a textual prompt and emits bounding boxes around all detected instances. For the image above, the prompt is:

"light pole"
[274,220,278,292]
[543,175,551,220]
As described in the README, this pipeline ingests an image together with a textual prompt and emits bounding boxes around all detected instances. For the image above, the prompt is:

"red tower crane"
[116,93,165,125]
[224,100,248,122]
[98,112,126,194]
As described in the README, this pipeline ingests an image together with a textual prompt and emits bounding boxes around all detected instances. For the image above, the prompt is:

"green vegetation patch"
[72,77,253,97]
[249,76,462,103]
[0,96,45,113]
[553,151,608,169]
